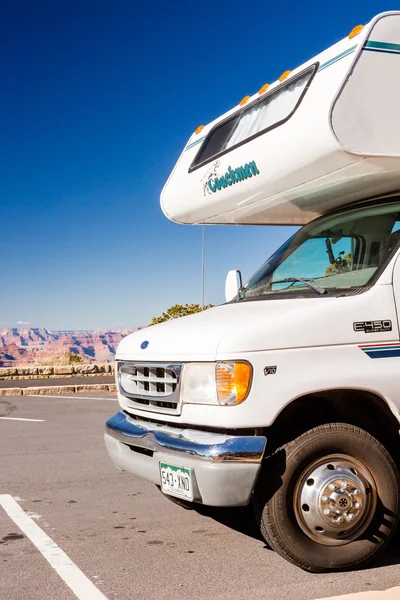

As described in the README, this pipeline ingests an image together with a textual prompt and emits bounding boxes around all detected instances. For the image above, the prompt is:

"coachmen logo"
[203,160,260,195]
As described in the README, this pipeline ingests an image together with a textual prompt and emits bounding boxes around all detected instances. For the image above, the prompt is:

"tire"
[255,423,400,572]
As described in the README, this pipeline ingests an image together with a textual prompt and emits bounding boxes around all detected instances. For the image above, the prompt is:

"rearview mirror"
[225,270,243,303]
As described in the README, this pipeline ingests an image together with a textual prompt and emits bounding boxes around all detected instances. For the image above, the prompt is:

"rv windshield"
[241,200,400,300]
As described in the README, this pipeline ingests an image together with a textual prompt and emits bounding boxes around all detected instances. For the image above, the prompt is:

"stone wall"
[0,363,115,380]
[0,383,117,396]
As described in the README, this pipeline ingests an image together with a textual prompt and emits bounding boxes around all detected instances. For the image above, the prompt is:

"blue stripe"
[363,349,400,359]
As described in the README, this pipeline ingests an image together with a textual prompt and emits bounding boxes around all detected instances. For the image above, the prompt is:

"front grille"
[118,362,183,415]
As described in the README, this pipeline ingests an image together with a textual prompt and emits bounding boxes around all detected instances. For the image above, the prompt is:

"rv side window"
[190,65,317,171]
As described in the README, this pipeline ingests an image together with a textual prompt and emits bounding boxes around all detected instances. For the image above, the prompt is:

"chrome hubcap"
[293,455,376,546]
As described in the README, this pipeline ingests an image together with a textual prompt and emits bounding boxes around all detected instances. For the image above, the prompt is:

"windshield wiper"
[272,277,327,295]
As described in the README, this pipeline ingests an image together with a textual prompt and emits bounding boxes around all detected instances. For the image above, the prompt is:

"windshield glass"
[242,200,400,299]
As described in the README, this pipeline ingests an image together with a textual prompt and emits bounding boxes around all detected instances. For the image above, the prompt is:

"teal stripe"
[318,45,357,71]
[361,346,400,351]
[185,136,206,151]
[364,40,400,52]
[319,40,400,73]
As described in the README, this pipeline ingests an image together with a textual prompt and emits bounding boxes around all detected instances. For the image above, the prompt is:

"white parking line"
[0,495,108,600]
[0,417,45,422]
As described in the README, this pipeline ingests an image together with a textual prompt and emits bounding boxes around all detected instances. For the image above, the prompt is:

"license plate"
[159,462,193,501]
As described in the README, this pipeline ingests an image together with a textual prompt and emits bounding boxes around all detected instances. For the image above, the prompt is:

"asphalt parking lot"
[1,393,400,600]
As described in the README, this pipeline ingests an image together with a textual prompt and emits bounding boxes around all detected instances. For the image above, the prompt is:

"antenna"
[201,224,205,309]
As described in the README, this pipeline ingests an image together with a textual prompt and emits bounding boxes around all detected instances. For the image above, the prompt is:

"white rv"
[105,12,400,572]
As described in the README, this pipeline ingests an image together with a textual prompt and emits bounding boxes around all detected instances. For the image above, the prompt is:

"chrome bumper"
[104,411,267,507]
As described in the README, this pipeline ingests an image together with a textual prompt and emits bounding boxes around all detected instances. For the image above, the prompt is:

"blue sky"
[0,1,393,330]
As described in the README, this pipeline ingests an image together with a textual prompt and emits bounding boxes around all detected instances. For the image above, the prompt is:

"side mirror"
[225,270,243,303]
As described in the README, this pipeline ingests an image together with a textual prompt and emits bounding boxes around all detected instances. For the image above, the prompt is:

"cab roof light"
[348,24,364,39]
[239,95,250,106]
[278,70,291,82]
[258,83,270,95]
[194,125,204,134]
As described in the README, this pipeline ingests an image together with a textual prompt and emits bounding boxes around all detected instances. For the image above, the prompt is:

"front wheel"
[255,423,400,572]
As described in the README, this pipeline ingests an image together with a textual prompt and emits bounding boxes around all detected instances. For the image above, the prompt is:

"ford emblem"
[141,341,149,349]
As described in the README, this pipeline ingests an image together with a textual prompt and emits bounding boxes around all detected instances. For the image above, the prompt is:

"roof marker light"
[258,83,270,95]
[278,70,291,82]
[194,125,204,134]
[239,95,250,106]
[348,24,364,39]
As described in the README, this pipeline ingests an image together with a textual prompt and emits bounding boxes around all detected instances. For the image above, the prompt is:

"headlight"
[181,362,252,406]
[181,363,218,405]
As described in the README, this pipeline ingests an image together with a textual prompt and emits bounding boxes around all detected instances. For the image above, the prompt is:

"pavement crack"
[0,400,17,417]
